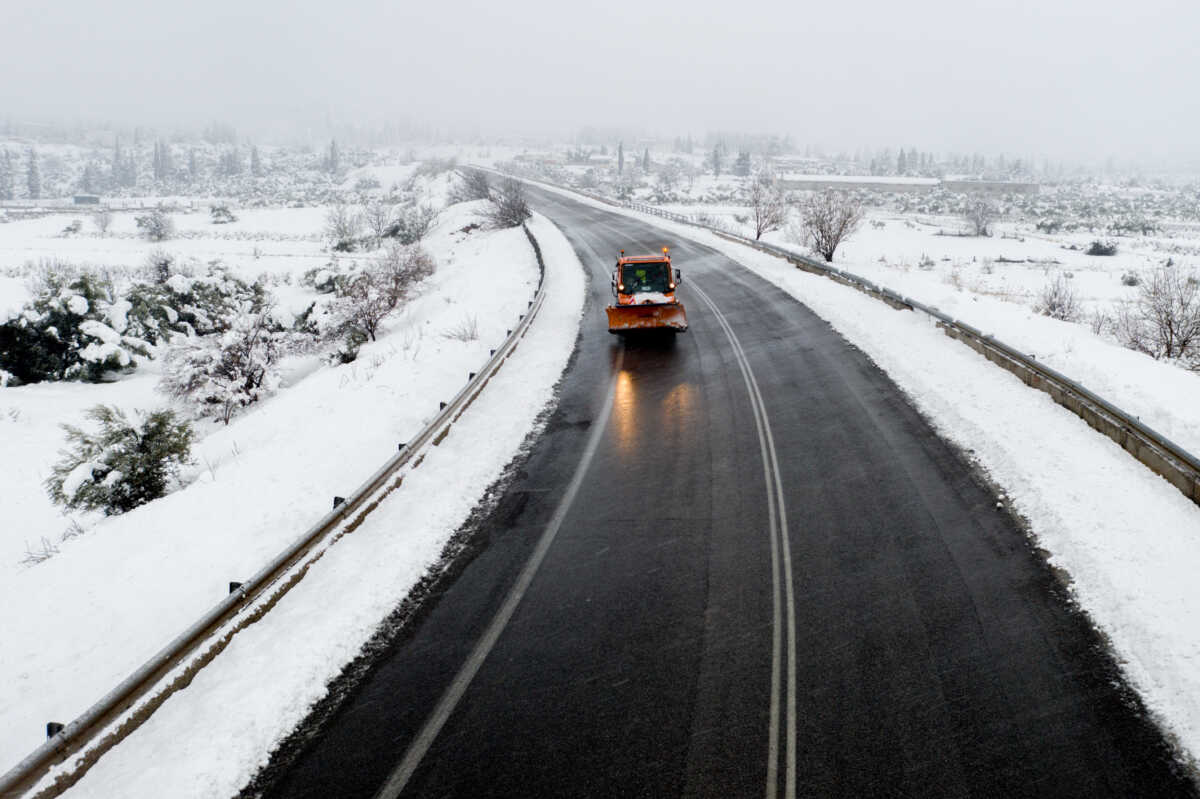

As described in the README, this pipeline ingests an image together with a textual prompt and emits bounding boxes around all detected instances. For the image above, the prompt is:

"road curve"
[245,188,1196,798]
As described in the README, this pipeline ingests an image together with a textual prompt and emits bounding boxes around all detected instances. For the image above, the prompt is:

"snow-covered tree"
[152,140,174,182]
[0,150,14,200]
[26,148,41,200]
[484,178,530,228]
[92,208,113,235]
[125,263,265,341]
[363,198,395,246]
[325,203,363,251]
[250,145,263,177]
[325,244,436,358]
[80,163,100,194]
[0,270,144,384]
[135,208,174,241]
[733,150,751,177]
[45,405,193,515]
[791,189,864,262]
[964,197,996,236]
[748,171,789,240]
[708,144,723,178]
[210,204,238,224]
[218,147,243,177]
[388,203,439,244]
[448,169,491,203]
[160,310,284,424]
[326,139,341,174]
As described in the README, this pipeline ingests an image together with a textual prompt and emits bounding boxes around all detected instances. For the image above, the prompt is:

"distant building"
[780,175,939,194]
[73,194,101,205]
[941,180,1038,195]
[779,175,1038,195]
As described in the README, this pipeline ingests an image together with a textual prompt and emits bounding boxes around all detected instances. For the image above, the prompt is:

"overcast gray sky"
[2,0,1197,161]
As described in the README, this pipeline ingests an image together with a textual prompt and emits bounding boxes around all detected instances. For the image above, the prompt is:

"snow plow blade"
[606,303,689,333]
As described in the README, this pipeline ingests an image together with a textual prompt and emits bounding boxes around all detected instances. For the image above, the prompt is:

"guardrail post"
[228,582,243,594]
[439,402,447,410]
[333,496,346,509]
[46,723,63,739]
[398,442,406,451]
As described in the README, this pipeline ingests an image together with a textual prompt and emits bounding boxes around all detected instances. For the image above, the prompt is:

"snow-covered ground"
[532,181,1200,769]
[749,214,1200,458]
[0,191,584,785]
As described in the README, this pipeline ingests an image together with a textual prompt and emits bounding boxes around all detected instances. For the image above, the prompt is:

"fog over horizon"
[3,0,1197,164]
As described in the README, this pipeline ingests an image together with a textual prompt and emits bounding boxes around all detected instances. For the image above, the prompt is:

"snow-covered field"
[0,183,584,787]
[743,213,1200,459]
[534,182,1200,769]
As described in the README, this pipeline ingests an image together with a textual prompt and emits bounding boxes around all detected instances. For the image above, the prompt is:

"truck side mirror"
[674,268,682,284]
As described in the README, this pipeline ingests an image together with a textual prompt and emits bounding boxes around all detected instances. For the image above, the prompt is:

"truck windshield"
[621,262,672,294]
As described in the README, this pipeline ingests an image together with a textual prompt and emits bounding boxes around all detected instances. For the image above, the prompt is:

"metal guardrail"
[714,231,1200,508]
[516,174,1200,510]
[0,224,551,799]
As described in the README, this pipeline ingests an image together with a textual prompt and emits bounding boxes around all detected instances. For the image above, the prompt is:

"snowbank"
[0,202,557,776]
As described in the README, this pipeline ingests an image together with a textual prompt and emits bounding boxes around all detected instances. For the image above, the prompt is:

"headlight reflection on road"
[612,370,696,459]
[613,369,637,458]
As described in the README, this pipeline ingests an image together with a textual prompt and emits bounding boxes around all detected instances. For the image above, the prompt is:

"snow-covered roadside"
[0,203,553,773]
[51,213,582,797]
[750,225,1200,459]
[531,183,1200,767]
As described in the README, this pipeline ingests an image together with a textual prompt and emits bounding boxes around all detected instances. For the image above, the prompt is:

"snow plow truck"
[606,248,688,334]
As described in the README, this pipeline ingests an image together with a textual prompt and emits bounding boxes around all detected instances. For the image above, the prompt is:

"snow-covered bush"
[387,204,439,245]
[126,264,266,342]
[448,169,491,204]
[362,199,395,246]
[301,264,345,295]
[93,208,112,235]
[1086,240,1118,256]
[484,178,531,229]
[791,190,864,262]
[0,269,143,384]
[1035,275,1082,322]
[325,203,363,252]
[210,205,238,224]
[300,263,348,295]
[144,248,175,284]
[1114,266,1200,368]
[160,310,284,424]
[963,197,996,237]
[45,405,193,515]
[135,209,174,241]
[325,244,436,359]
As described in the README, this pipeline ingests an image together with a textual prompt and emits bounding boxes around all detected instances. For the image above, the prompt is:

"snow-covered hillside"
[0,182,583,779]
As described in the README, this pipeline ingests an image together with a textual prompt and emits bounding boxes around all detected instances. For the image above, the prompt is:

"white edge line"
[373,349,625,799]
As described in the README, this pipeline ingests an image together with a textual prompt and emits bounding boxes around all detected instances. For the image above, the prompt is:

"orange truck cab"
[606,248,689,334]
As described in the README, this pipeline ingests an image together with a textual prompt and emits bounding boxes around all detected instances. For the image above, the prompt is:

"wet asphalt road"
[250,188,1196,798]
